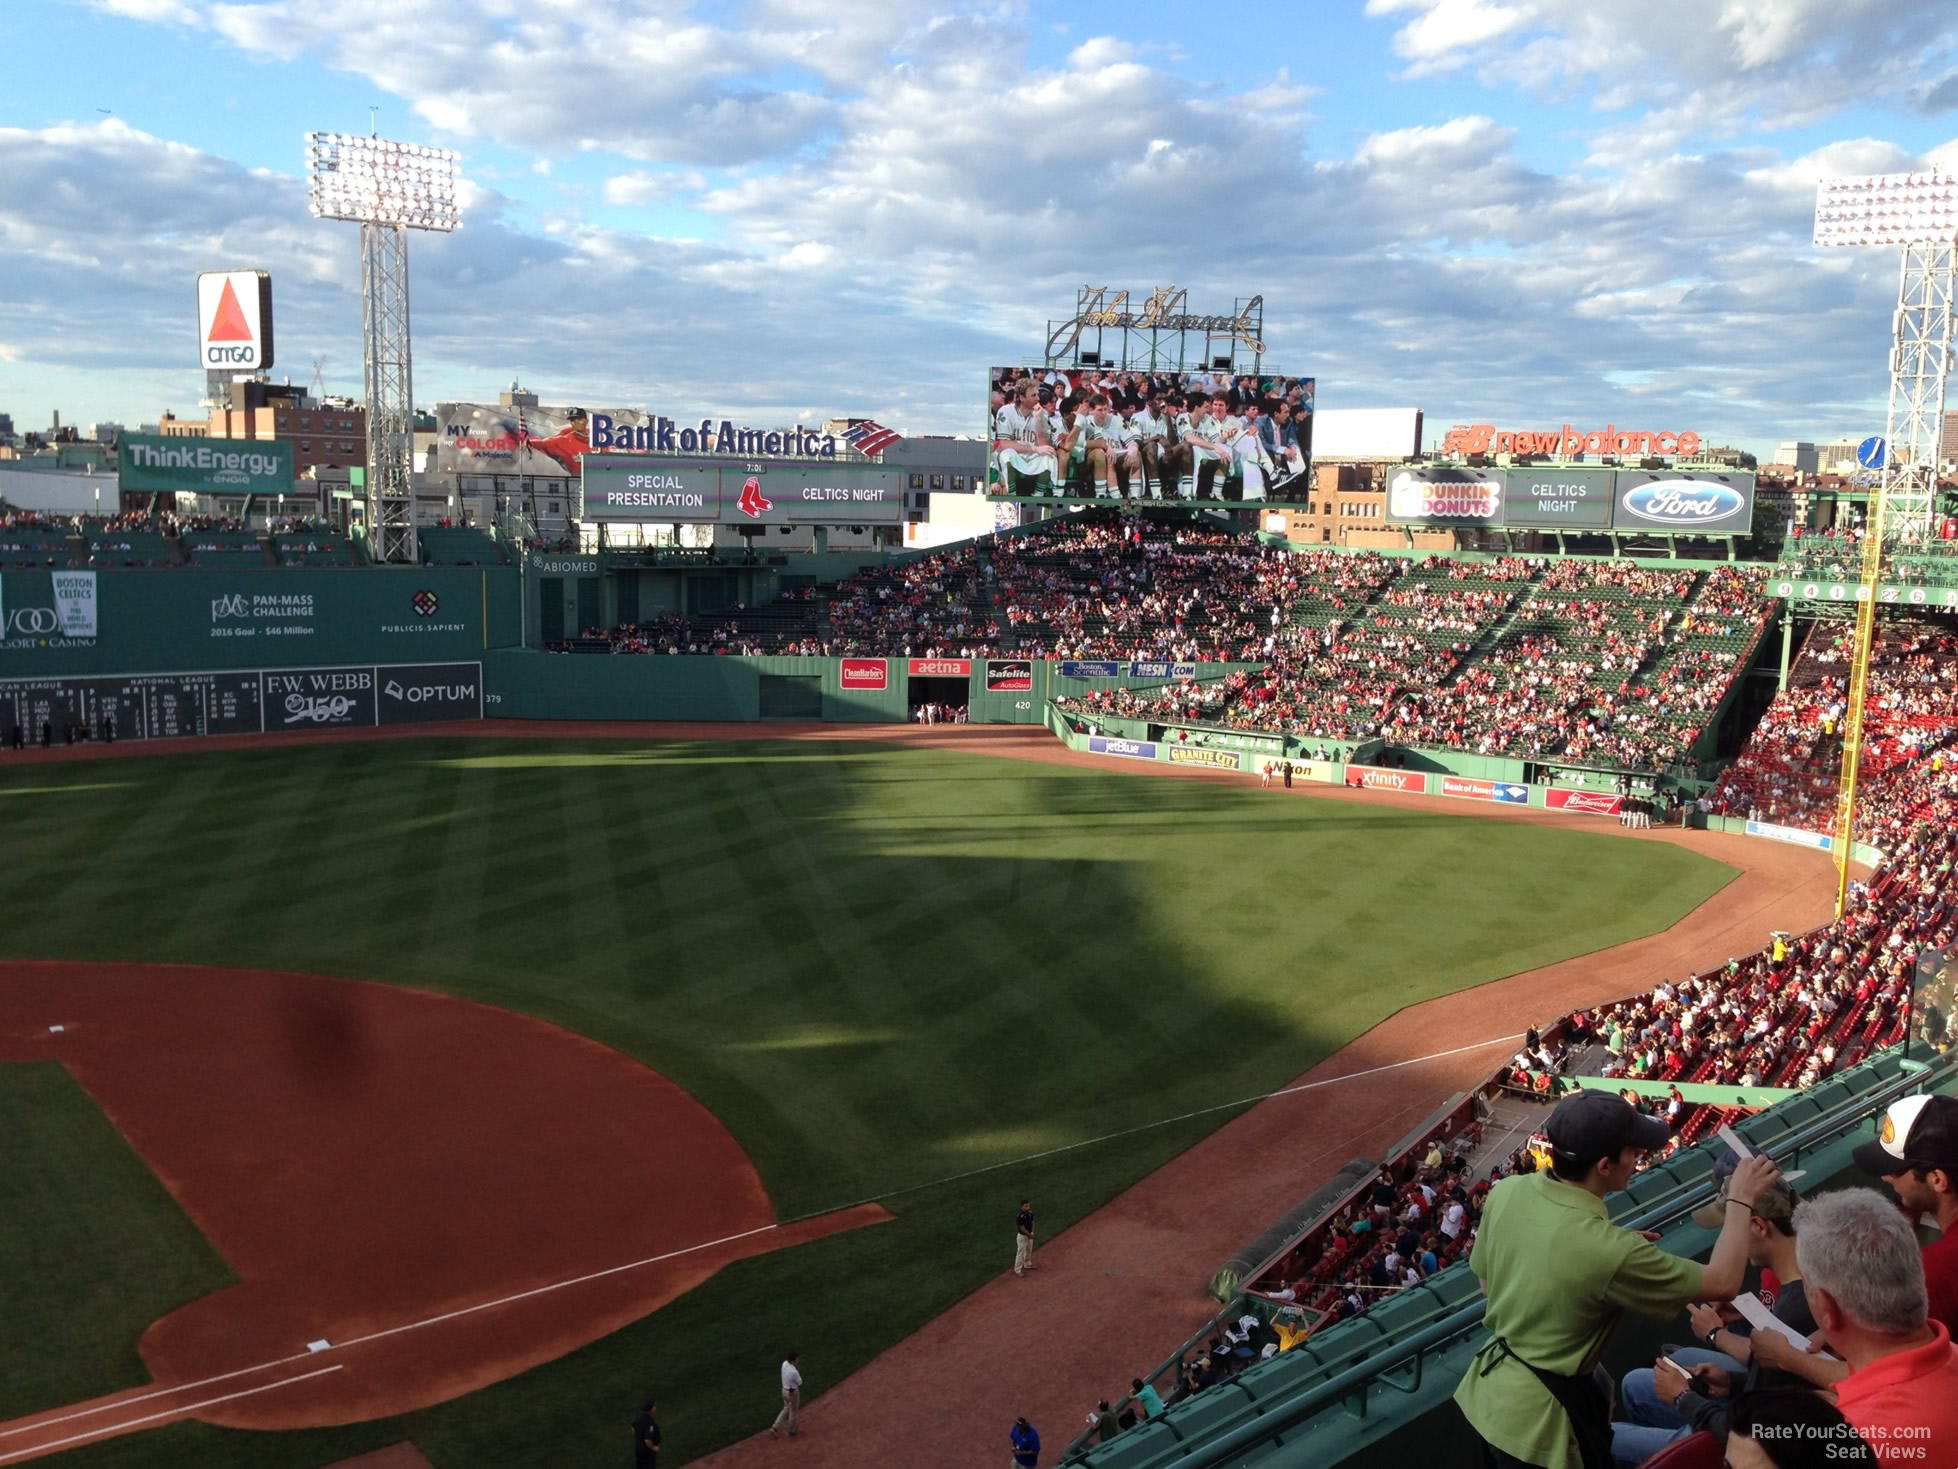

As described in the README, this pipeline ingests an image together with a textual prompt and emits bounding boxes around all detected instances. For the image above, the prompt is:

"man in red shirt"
[1853,1093,1958,1333]
[1785,1188,1958,1464]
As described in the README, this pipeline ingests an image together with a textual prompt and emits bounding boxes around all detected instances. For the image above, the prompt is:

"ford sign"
[1618,479,1748,528]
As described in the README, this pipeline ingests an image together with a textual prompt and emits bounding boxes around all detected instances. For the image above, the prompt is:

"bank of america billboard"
[1385,467,1755,533]
[434,403,857,477]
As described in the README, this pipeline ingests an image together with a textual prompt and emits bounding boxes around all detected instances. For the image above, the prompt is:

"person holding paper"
[1454,1090,1780,1469]
[1761,1189,1958,1465]
[1611,1158,1812,1464]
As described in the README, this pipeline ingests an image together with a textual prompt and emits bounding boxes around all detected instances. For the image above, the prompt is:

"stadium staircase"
[1062,1048,1944,1468]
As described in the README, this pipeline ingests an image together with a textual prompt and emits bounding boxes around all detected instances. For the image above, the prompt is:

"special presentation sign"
[580,456,905,524]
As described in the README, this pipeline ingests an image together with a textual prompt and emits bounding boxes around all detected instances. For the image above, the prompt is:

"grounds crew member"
[1454,1089,1780,1469]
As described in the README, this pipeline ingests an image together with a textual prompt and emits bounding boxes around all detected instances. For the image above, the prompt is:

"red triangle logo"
[207,279,254,342]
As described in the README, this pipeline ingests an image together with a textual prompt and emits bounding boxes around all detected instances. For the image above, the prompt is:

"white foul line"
[0,1354,321,1441]
[0,1032,1523,1445]
[0,1366,342,1464]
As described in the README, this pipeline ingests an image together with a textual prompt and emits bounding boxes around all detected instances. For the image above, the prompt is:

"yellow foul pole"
[1831,486,1893,918]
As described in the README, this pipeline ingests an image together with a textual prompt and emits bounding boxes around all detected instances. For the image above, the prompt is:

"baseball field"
[0,732,1739,1467]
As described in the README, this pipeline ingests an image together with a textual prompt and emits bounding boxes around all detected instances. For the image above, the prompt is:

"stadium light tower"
[306,131,460,564]
[1812,172,1958,915]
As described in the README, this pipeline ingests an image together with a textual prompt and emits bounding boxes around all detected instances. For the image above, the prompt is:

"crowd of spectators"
[1709,618,1958,833]
[1244,1116,1492,1333]
[1051,548,1772,770]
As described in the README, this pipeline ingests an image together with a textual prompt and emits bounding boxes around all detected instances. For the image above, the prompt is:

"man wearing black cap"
[1851,1092,1958,1334]
[1454,1089,1780,1469]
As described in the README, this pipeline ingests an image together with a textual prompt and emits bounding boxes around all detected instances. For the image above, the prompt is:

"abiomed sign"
[118,432,295,496]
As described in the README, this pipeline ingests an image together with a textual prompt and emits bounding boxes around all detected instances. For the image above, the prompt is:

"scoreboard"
[0,662,483,744]
[578,455,906,524]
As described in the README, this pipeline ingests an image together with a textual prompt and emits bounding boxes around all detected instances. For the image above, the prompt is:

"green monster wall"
[0,568,523,676]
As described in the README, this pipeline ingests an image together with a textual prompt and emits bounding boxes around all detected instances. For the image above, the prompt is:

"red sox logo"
[737,476,773,519]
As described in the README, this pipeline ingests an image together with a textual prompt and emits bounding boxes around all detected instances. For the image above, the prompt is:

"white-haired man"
[1748,1187,1958,1464]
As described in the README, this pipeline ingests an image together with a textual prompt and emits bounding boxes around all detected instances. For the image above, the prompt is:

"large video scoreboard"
[578,455,906,524]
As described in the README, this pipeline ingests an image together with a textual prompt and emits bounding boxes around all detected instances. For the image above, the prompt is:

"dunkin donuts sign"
[839,658,888,690]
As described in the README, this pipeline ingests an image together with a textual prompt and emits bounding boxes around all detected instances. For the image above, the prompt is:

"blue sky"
[2,0,1956,459]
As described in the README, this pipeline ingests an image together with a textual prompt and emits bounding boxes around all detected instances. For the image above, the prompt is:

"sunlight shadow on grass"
[724,1023,909,1053]
[0,781,137,798]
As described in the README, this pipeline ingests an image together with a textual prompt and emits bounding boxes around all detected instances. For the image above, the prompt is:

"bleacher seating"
[271,533,359,567]
[0,513,80,568]
[419,526,505,567]
[181,529,267,567]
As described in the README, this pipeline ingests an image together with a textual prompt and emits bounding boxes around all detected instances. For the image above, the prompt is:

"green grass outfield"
[0,738,1737,1466]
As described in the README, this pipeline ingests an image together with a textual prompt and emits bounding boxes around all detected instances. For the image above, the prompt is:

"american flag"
[843,420,904,455]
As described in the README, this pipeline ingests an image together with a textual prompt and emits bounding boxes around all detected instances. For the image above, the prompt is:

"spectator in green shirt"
[1453,1089,1781,1469]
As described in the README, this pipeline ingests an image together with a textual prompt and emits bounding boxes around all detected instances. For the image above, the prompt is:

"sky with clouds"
[1,0,1956,460]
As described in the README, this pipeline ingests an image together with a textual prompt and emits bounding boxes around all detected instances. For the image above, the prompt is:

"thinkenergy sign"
[118,432,295,495]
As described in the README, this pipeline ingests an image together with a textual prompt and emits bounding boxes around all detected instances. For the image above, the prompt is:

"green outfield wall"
[0,568,522,676]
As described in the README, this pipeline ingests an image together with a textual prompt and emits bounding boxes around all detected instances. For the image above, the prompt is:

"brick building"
[157,381,364,476]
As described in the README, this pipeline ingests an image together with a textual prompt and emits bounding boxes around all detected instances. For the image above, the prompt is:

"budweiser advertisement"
[838,658,888,690]
[1344,766,1424,793]
[1544,788,1622,816]
[907,658,972,677]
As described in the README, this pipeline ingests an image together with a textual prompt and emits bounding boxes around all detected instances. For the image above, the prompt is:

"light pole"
[305,131,459,565]
[1812,171,1958,914]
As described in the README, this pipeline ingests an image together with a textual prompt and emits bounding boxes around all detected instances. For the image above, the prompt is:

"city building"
[1773,441,1819,475]
[1942,410,1958,467]
[159,381,364,477]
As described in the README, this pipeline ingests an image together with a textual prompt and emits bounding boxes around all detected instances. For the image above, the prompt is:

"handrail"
[1067,1049,1950,1467]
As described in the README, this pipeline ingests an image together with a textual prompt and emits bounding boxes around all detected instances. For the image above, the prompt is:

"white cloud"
[6,4,1957,455]
[82,0,203,23]
[601,170,706,207]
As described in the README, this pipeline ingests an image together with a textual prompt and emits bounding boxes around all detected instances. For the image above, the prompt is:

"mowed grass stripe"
[0,737,1740,1468]
[0,1062,237,1420]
